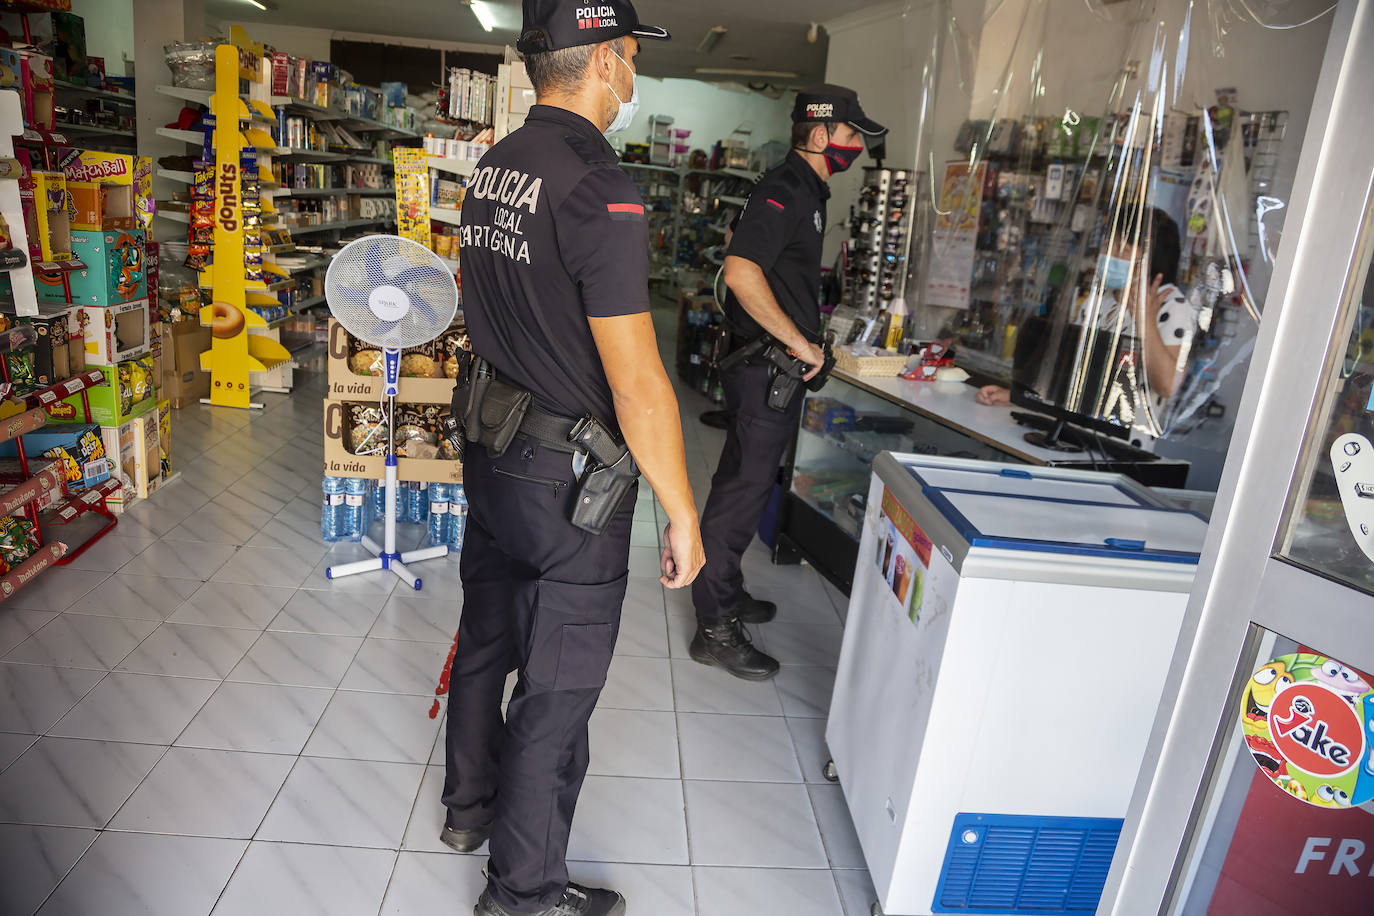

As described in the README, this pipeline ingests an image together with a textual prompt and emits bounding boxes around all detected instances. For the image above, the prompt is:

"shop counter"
[774,369,1190,592]
[826,452,1207,916]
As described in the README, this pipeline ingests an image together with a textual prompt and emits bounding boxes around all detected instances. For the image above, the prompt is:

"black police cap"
[517,0,671,54]
[793,84,888,137]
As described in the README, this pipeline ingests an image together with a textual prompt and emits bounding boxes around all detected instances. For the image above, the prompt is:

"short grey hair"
[522,36,625,97]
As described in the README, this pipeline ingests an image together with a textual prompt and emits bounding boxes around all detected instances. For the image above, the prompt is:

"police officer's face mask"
[796,126,865,176]
[602,49,640,134]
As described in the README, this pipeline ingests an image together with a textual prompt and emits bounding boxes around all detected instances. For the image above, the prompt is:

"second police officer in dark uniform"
[441,3,703,915]
[691,87,888,679]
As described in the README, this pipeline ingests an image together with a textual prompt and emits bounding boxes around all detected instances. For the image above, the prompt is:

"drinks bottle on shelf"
[428,483,450,546]
[321,476,345,542]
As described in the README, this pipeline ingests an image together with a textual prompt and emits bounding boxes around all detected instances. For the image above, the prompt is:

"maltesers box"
[76,299,151,366]
[40,230,148,308]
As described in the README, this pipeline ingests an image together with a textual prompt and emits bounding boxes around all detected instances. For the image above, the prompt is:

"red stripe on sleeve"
[766,199,785,210]
[607,203,645,215]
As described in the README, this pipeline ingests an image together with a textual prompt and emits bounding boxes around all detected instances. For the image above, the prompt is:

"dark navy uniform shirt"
[723,150,831,345]
[459,104,650,425]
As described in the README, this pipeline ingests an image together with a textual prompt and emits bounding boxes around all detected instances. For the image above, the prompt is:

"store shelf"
[429,157,477,176]
[269,96,347,121]
[156,84,213,106]
[156,168,195,184]
[349,155,393,165]
[277,187,348,198]
[156,126,204,145]
[0,459,63,517]
[54,80,136,105]
[25,369,108,411]
[0,408,49,446]
[718,195,748,207]
[343,217,396,230]
[156,211,190,224]
[294,293,327,310]
[621,162,680,174]
[56,124,136,139]
[348,188,395,196]
[276,147,346,161]
[47,478,122,523]
[287,221,351,236]
[431,207,462,226]
[343,114,418,137]
[278,256,330,274]
[266,242,297,254]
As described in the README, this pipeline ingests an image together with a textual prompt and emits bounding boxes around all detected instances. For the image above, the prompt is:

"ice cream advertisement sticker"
[877,487,933,624]
[1241,653,1374,809]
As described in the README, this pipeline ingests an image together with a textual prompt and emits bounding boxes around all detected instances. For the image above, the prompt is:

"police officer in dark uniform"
[690,86,887,680]
[441,3,704,915]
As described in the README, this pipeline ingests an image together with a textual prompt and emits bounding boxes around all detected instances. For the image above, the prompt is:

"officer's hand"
[661,521,705,589]
[792,342,827,382]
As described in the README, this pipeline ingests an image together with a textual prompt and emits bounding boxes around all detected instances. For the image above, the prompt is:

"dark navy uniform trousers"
[692,360,804,621]
[443,432,634,914]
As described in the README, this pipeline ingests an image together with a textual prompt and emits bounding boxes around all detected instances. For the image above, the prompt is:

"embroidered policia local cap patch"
[792,84,888,137]
[517,0,672,54]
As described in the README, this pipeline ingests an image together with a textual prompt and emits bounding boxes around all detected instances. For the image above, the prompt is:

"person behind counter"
[978,207,1195,421]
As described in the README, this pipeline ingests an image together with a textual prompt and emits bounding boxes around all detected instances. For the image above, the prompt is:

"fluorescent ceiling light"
[243,0,276,10]
[697,26,727,54]
[468,0,496,32]
[695,67,798,79]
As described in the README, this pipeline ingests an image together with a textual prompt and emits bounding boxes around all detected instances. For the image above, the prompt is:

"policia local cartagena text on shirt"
[688,87,889,681]
[439,2,703,915]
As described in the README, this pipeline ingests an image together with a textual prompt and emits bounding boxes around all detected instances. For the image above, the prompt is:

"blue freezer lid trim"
[923,489,1203,565]
[933,813,1123,915]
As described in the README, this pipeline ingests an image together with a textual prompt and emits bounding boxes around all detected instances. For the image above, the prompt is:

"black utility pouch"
[462,357,533,459]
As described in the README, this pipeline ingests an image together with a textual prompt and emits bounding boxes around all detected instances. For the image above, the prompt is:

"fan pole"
[326,347,451,590]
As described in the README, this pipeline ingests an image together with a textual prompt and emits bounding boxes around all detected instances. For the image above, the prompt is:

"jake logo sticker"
[1241,653,1374,809]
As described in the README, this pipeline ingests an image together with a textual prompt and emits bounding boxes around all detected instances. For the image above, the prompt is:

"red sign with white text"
[1209,771,1374,914]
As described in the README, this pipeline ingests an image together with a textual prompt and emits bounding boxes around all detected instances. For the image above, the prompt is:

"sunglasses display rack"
[847,167,914,315]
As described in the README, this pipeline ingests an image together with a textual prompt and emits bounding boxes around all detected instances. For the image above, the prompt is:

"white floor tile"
[567,775,689,865]
[227,632,363,689]
[0,825,98,916]
[49,673,217,744]
[270,590,385,637]
[598,656,674,711]
[370,593,461,644]
[37,831,246,916]
[833,868,879,916]
[0,731,37,772]
[303,690,442,763]
[59,535,154,573]
[65,574,201,620]
[400,764,467,855]
[121,540,237,581]
[0,663,104,734]
[678,713,804,783]
[171,581,295,630]
[670,659,783,716]
[3,614,158,671]
[808,784,867,869]
[0,610,57,656]
[339,637,450,696]
[4,568,108,613]
[774,666,836,719]
[0,737,163,828]
[257,756,424,849]
[211,841,395,916]
[379,851,486,915]
[615,593,669,658]
[628,546,665,579]
[684,781,828,868]
[177,681,333,755]
[115,623,259,679]
[212,547,317,589]
[692,866,845,916]
[109,747,294,839]
[588,707,680,779]
[786,716,837,784]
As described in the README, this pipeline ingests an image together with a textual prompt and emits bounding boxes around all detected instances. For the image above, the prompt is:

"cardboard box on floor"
[322,399,463,485]
[163,321,210,407]
[325,318,455,404]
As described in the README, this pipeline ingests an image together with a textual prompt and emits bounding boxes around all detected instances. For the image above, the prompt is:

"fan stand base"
[326,535,450,591]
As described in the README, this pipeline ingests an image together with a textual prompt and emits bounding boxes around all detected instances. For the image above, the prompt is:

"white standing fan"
[324,235,459,590]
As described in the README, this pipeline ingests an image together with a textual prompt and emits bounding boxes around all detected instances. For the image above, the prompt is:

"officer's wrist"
[662,500,699,529]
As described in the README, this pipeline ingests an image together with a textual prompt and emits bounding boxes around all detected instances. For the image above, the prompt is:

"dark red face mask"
[820,140,865,175]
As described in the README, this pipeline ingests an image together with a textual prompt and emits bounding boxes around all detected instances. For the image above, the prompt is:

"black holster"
[568,415,639,536]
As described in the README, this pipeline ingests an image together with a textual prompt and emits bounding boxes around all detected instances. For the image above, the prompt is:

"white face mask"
[603,48,639,134]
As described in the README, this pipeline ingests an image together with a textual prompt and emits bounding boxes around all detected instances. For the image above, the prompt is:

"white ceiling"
[205,0,882,84]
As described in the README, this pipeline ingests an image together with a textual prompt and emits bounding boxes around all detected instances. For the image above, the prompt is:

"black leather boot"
[736,589,777,624]
[440,818,491,853]
[689,616,780,680]
[475,882,625,916]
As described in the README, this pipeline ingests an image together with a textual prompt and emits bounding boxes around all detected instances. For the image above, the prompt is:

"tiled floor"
[0,306,877,916]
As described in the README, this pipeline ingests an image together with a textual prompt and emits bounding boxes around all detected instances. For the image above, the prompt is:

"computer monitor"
[1010,314,1138,451]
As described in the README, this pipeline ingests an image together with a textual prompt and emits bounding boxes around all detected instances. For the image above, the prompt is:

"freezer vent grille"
[933,814,1123,914]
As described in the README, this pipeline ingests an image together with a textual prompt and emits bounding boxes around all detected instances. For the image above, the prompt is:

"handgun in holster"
[568,416,639,535]
[730,336,836,412]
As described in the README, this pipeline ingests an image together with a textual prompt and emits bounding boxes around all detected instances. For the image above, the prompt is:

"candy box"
[30,170,71,264]
[59,150,142,230]
[0,423,112,491]
[804,397,856,434]
[101,411,160,506]
[44,356,155,427]
[30,308,76,385]
[76,299,151,366]
[18,50,55,133]
[59,230,147,308]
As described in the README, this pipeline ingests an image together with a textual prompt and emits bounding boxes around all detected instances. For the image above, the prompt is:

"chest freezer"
[826,453,1208,916]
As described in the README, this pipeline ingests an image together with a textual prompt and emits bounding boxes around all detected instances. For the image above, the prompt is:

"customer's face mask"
[1096,254,1133,291]
[603,49,639,134]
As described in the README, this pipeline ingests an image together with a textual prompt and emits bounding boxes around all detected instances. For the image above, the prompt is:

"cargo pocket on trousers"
[524,574,628,691]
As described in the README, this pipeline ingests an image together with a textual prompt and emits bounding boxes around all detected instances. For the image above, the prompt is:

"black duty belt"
[517,408,583,454]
